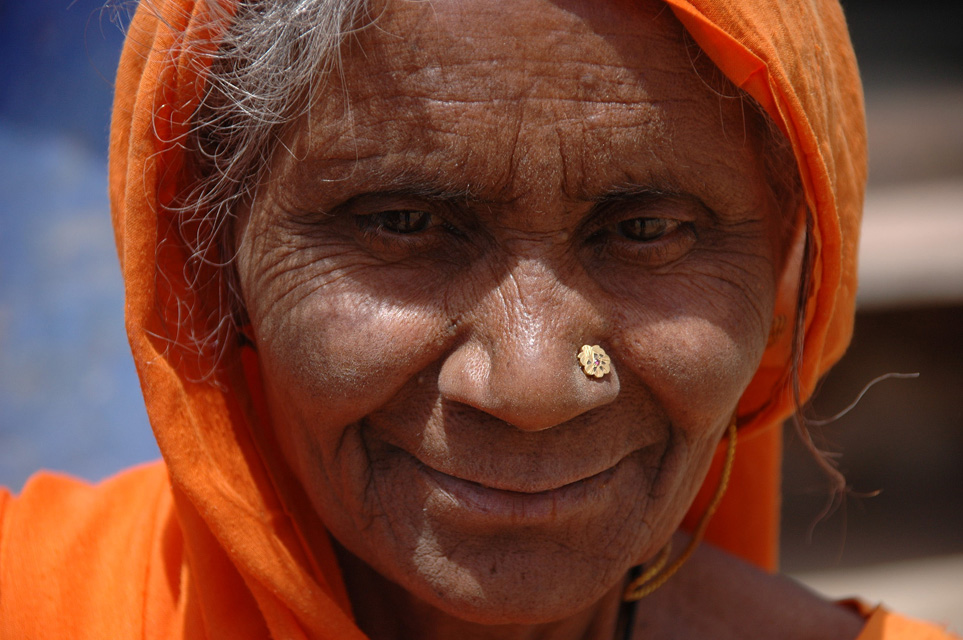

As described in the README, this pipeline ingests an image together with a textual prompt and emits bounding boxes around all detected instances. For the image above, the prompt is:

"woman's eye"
[370,210,433,234]
[591,213,696,267]
[616,217,680,241]
[351,207,462,260]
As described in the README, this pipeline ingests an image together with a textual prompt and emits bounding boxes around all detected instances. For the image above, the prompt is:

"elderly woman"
[0,0,957,638]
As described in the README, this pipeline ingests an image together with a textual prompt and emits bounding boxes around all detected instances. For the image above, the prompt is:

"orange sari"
[1,0,954,637]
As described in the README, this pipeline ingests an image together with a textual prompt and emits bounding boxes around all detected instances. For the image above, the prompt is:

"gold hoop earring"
[623,413,738,601]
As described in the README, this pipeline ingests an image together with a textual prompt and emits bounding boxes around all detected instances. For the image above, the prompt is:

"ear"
[762,205,807,369]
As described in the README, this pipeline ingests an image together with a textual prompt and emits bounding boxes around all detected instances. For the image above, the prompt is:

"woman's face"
[236,0,784,625]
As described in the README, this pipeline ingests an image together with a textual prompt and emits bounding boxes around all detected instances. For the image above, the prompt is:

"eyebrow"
[302,152,707,213]
[365,182,484,204]
[318,176,502,221]
[343,166,682,204]
[590,184,678,204]
[338,163,515,207]
[588,183,718,222]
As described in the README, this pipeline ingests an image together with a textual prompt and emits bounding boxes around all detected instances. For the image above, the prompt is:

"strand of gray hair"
[140,0,370,377]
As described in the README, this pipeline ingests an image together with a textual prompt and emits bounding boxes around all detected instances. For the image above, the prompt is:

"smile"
[412,452,634,524]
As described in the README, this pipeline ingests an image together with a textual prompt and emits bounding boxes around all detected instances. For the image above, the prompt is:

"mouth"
[412,451,636,524]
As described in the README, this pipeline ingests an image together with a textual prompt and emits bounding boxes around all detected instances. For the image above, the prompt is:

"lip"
[413,453,631,523]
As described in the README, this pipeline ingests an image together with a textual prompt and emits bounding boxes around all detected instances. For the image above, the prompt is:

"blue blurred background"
[0,0,961,629]
[0,1,157,487]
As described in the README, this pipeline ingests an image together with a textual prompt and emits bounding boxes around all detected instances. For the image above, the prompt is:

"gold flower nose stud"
[578,344,611,378]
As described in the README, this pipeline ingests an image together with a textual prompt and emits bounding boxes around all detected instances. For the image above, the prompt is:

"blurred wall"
[0,2,126,151]
[0,1,156,490]
[779,0,963,572]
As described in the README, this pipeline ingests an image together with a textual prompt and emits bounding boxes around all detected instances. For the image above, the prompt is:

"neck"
[335,543,627,640]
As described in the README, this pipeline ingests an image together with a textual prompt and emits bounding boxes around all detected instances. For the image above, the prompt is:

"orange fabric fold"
[1,465,180,638]
[665,0,867,570]
[2,0,873,637]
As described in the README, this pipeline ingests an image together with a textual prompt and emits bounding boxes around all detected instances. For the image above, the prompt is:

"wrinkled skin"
[235,0,812,637]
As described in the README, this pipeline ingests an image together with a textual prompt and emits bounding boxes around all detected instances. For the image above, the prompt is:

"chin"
[409,557,617,626]
[369,525,634,626]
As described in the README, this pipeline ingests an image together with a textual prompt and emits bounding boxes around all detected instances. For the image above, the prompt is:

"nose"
[438,263,619,431]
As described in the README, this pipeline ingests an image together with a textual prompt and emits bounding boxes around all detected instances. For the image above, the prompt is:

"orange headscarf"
[0,0,865,637]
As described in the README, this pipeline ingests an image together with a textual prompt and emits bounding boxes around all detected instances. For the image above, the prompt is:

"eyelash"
[616,217,682,241]
[354,210,463,254]
[591,217,697,266]
[363,210,435,235]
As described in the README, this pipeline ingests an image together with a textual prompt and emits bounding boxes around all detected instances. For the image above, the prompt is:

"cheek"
[614,269,776,431]
[237,224,453,424]
[609,277,775,546]
[242,260,459,535]
[236,238,457,510]
[254,282,451,427]
[625,317,764,422]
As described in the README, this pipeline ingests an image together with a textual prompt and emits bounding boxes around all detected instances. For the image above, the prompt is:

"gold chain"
[623,414,738,601]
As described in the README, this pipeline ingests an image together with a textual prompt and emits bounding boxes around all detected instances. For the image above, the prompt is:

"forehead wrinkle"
[283,96,755,222]
[285,139,520,208]
[287,105,699,215]
[374,0,684,70]
[302,73,732,198]
[341,61,676,108]
[347,20,684,108]
[350,5,695,107]
[276,0,769,222]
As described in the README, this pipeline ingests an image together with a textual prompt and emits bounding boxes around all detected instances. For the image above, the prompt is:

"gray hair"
[164,0,370,369]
